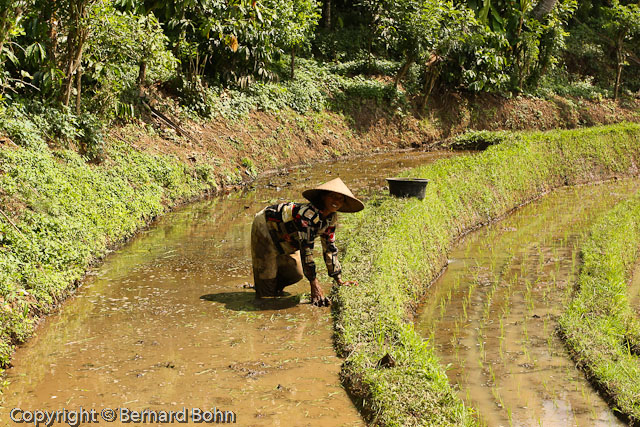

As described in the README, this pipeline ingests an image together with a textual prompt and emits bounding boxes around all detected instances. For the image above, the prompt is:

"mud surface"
[416,180,640,427]
[0,150,457,427]
[630,262,640,317]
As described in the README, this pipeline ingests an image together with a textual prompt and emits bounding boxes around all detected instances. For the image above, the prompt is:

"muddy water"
[629,262,640,316]
[0,150,458,427]
[416,180,640,427]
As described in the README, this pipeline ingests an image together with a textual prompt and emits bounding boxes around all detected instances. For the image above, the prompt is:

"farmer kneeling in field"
[251,178,363,306]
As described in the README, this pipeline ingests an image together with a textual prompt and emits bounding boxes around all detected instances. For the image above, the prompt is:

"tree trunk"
[614,37,625,101]
[510,8,528,91]
[137,60,147,97]
[419,55,440,111]
[41,0,59,68]
[527,26,555,88]
[615,62,622,101]
[60,0,89,106]
[290,46,295,79]
[532,0,558,20]
[322,0,331,29]
[75,65,82,114]
[394,56,415,89]
[367,36,373,72]
[61,40,85,106]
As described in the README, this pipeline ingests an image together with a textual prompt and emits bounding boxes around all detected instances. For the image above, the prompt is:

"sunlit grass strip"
[558,193,640,423]
[0,140,218,366]
[334,122,640,426]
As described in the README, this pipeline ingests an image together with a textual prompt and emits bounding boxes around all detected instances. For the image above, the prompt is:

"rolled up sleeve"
[301,235,317,282]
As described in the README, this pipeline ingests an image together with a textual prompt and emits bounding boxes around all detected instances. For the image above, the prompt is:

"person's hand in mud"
[310,278,330,307]
[334,277,359,287]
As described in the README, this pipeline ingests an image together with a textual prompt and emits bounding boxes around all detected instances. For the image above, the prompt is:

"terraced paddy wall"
[333,122,640,426]
[559,192,640,423]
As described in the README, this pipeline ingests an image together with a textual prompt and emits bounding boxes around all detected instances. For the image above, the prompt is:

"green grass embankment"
[333,123,640,426]
[559,194,640,423]
[0,140,218,367]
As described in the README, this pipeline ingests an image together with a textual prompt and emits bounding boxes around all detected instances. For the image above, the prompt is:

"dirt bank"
[117,94,640,184]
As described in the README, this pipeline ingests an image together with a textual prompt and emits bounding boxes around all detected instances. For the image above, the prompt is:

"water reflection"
[416,181,640,427]
[1,150,457,427]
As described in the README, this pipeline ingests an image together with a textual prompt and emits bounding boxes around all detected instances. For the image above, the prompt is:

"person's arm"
[309,277,326,303]
[320,224,341,280]
[295,227,329,305]
[301,243,330,306]
[295,205,331,306]
[321,223,359,287]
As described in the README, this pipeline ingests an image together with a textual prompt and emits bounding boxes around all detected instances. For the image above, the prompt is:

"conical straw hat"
[302,178,364,213]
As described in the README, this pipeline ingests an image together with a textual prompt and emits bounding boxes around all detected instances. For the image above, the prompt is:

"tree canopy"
[0,0,638,126]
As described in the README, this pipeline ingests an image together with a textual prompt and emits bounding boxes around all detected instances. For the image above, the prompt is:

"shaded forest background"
[0,0,639,160]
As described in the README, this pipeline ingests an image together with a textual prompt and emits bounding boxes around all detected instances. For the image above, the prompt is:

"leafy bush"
[205,59,334,119]
[0,103,47,151]
[200,58,415,119]
[441,26,509,93]
[84,3,177,120]
[77,114,106,163]
[328,59,400,77]
[451,129,511,150]
[535,72,611,100]
[24,102,82,147]
[339,77,394,104]
[171,77,217,118]
[0,101,105,161]
[313,26,372,62]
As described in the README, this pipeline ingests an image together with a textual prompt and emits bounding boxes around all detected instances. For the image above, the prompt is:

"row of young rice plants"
[0,139,218,367]
[333,122,640,426]
[559,192,640,423]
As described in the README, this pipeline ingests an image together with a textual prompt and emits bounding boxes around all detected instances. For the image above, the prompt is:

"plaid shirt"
[264,202,341,282]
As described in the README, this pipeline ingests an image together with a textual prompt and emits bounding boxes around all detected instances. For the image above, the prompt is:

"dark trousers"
[251,210,304,297]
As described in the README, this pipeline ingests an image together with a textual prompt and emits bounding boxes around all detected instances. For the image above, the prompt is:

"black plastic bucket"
[386,178,429,200]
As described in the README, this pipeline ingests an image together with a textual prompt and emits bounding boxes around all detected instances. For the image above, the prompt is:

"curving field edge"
[559,192,640,423]
[333,123,640,426]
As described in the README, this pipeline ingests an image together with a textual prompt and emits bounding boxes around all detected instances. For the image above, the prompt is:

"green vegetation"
[0,0,639,149]
[559,193,640,423]
[188,58,408,120]
[333,122,640,426]
[0,139,217,365]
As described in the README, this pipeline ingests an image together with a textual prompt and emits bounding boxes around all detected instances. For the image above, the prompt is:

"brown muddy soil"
[0,150,458,427]
[114,92,640,189]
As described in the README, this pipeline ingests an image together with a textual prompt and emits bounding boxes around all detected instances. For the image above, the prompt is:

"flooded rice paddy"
[0,150,457,427]
[629,261,640,317]
[416,179,640,427]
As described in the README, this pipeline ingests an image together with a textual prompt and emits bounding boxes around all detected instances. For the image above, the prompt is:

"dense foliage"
[0,0,638,135]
